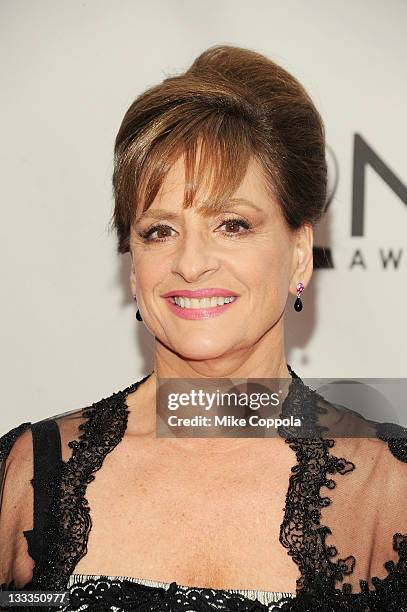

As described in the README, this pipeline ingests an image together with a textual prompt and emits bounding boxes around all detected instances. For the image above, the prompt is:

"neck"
[126,320,296,452]
[154,323,290,381]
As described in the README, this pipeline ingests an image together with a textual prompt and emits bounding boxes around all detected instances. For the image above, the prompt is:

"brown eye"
[225,220,240,233]
[141,224,175,242]
[155,227,171,239]
[218,218,252,235]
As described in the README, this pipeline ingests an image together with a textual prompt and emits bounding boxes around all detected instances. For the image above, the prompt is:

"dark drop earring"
[294,282,304,312]
[133,295,143,321]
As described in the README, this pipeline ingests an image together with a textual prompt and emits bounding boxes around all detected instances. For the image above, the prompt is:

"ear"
[130,251,137,298]
[289,223,313,295]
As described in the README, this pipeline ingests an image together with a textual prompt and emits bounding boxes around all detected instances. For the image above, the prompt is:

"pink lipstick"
[161,288,240,320]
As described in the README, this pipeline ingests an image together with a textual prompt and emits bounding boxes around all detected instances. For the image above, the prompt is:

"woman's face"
[130,154,313,360]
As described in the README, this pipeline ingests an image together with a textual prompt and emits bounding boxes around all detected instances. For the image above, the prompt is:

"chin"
[171,335,235,362]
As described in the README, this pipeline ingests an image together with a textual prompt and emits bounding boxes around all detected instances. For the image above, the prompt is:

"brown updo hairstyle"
[111,44,327,254]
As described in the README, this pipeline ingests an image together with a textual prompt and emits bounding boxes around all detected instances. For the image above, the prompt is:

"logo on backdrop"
[314,133,407,270]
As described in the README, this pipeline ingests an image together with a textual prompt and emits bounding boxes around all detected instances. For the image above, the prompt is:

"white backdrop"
[1,0,406,432]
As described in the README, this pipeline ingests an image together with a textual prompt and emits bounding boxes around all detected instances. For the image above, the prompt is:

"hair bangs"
[134,113,255,222]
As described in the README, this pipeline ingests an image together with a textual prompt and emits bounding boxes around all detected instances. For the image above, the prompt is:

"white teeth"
[172,296,237,309]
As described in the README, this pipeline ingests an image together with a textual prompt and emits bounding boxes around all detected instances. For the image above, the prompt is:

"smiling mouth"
[170,296,237,309]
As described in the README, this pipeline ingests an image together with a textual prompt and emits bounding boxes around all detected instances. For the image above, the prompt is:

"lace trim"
[63,574,294,611]
[278,377,357,593]
[67,573,296,607]
[29,374,152,591]
[277,375,407,608]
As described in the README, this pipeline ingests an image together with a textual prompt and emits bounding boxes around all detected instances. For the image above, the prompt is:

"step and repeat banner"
[1,0,405,429]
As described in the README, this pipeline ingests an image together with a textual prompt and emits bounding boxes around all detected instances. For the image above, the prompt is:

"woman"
[0,44,406,612]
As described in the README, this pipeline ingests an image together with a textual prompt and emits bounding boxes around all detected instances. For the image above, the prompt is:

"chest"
[73,438,301,591]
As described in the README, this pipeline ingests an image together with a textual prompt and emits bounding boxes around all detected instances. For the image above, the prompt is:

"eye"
[138,217,253,243]
[217,217,252,235]
[140,224,176,242]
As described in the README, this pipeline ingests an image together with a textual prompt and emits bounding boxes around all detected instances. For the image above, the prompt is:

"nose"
[171,228,220,283]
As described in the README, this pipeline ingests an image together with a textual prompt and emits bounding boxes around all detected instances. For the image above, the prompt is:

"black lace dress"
[1,366,406,612]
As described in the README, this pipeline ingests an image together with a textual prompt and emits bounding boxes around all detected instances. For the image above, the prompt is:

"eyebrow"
[135,198,263,222]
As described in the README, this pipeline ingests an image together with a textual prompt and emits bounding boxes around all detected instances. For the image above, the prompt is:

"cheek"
[243,249,291,316]
[237,242,290,286]
[133,251,168,286]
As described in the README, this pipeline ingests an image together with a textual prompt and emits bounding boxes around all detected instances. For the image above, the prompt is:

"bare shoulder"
[335,433,407,472]
[358,435,407,576]
[334,434,407,528]
[0,425,34,585]
[0,424,34,505]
